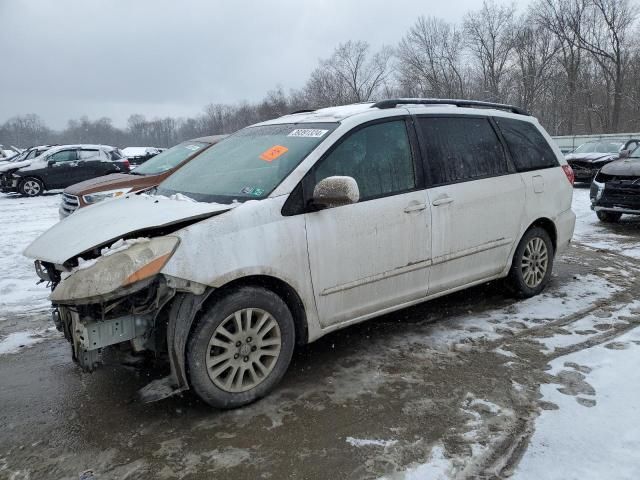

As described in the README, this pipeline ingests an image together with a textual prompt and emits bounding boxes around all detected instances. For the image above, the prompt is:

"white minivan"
[25,99,576,408]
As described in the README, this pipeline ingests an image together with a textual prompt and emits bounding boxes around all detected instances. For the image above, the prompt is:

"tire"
[507,226,554,298]
[186,286,295,409]
[596,210,622,223]
[18,177,44,197]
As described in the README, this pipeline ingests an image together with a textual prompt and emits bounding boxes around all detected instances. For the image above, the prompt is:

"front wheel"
[18,177,44,197]
[186,286,295,408]
[507,227,554,298]
[596,210,622,223]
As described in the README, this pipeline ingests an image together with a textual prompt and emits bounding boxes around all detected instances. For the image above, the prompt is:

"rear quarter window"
[495,117,558,172]
[108,149,123,160]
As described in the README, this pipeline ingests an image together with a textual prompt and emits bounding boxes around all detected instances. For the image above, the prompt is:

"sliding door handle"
[432,196,453,206]
[404,203,427,213]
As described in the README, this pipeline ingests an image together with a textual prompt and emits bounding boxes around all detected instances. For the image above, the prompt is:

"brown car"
[59,135,227,218]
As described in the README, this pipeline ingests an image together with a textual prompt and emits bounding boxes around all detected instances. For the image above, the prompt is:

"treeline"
[3,0,640,149]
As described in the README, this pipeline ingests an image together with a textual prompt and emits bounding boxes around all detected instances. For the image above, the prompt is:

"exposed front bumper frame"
[592,205,640,215]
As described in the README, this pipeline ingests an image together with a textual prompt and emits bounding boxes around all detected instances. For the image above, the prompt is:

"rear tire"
[507,227,554,298]
[596,211,622,223]
[18,177,44,197]
[186,286,295,409]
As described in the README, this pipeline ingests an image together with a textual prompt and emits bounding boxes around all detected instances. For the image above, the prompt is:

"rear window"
[495,118,558,171]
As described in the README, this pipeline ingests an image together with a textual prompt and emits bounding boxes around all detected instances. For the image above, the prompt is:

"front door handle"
[432,196,453,206]
[404,203,427,213]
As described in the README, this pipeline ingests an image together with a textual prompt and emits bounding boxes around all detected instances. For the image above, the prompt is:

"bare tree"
[0,114,51,146]
[538,0,638,131]
[513,16,560,112]
[534,0,588,133]
[397,16,468,98]
[303,41,392,107]
[464,0,516,102]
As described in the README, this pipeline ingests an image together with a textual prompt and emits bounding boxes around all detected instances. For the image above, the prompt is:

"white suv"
[25,99,576,408]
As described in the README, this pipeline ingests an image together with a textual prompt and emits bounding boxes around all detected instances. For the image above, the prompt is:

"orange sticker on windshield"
[260,145,288,162]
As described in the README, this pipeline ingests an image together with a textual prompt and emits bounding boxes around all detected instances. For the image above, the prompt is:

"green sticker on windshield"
[241,186,265,196]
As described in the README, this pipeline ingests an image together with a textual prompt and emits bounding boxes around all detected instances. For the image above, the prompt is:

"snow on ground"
[572,187,640,259]
[0,192,61,350]
[513,326,640,480]
[0,328,51,354]
[346,437,398,448]
[1,185,640,476]
[381,445,451,480]
[410,273,619,352]
[538,300,640,353]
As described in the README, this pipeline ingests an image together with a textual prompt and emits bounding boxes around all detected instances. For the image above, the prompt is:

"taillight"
[121,159,130,171]
[562,165,575,185]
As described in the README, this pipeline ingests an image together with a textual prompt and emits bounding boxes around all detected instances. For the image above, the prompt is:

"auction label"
[288,129,328,138]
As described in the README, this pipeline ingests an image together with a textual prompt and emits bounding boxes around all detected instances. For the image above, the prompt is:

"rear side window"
[417,116,508,185]
[494,118,558,171]
[108,149,123,160]
[78,149,100,160]
[311,120,416,201]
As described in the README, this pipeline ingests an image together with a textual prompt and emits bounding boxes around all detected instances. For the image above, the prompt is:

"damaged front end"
[36,236,210,400]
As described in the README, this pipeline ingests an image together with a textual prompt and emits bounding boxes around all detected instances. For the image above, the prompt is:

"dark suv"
[2,144,130,196]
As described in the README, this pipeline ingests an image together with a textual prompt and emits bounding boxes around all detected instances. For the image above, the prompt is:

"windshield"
[574,141,623,154]
[157,123,337,203]
[629,146,640,158]
[7,150,28,162]
[132,141,209,175]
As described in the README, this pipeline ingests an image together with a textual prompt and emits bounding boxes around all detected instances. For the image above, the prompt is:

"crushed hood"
[24,194,233,265]
[565,152,618,163]
[600,158,640,177]
[0,159,31,173]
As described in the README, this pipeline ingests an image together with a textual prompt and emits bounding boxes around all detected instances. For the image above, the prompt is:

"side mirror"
[47,159,55,167]
[619,149,631,159]
[312,176,359,209]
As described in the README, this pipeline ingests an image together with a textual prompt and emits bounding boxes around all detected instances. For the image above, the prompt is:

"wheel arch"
[526,217,557,252]
[210,275,309,346]
[18,174,47,192]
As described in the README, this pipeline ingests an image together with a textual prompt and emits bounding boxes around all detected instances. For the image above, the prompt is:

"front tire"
[186,286,295,409]
[596,210,622,223]
[18,177,44,197]
[507,226,554,298]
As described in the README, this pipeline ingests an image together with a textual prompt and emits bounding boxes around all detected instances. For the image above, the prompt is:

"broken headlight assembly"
[82,187,132,205]
[51,236,180,304]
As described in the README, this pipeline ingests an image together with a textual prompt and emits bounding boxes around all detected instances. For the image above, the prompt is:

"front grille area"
[599,178,640,210]
[60,193,80,218]
[567,160,597,179]
[0,173,18,191]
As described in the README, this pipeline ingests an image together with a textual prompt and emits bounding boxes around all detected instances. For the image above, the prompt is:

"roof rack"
[371,98,530,116]
[289,109,316,115]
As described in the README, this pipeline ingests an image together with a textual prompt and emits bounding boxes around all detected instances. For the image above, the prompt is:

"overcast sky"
[0,0,527,129]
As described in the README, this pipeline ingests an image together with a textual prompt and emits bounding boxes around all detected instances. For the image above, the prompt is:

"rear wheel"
[596,210,622,223]
[186,286,295,409]
[507,227,554,298]
[18,177,44,197]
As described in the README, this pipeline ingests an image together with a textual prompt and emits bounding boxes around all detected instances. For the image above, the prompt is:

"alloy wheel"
[206,308,282,393]
[521,237,548,288]
[23,180,41,196]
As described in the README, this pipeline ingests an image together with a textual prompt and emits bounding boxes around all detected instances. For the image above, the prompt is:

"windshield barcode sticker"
[288,129,328,138]
[185,145,201,151]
